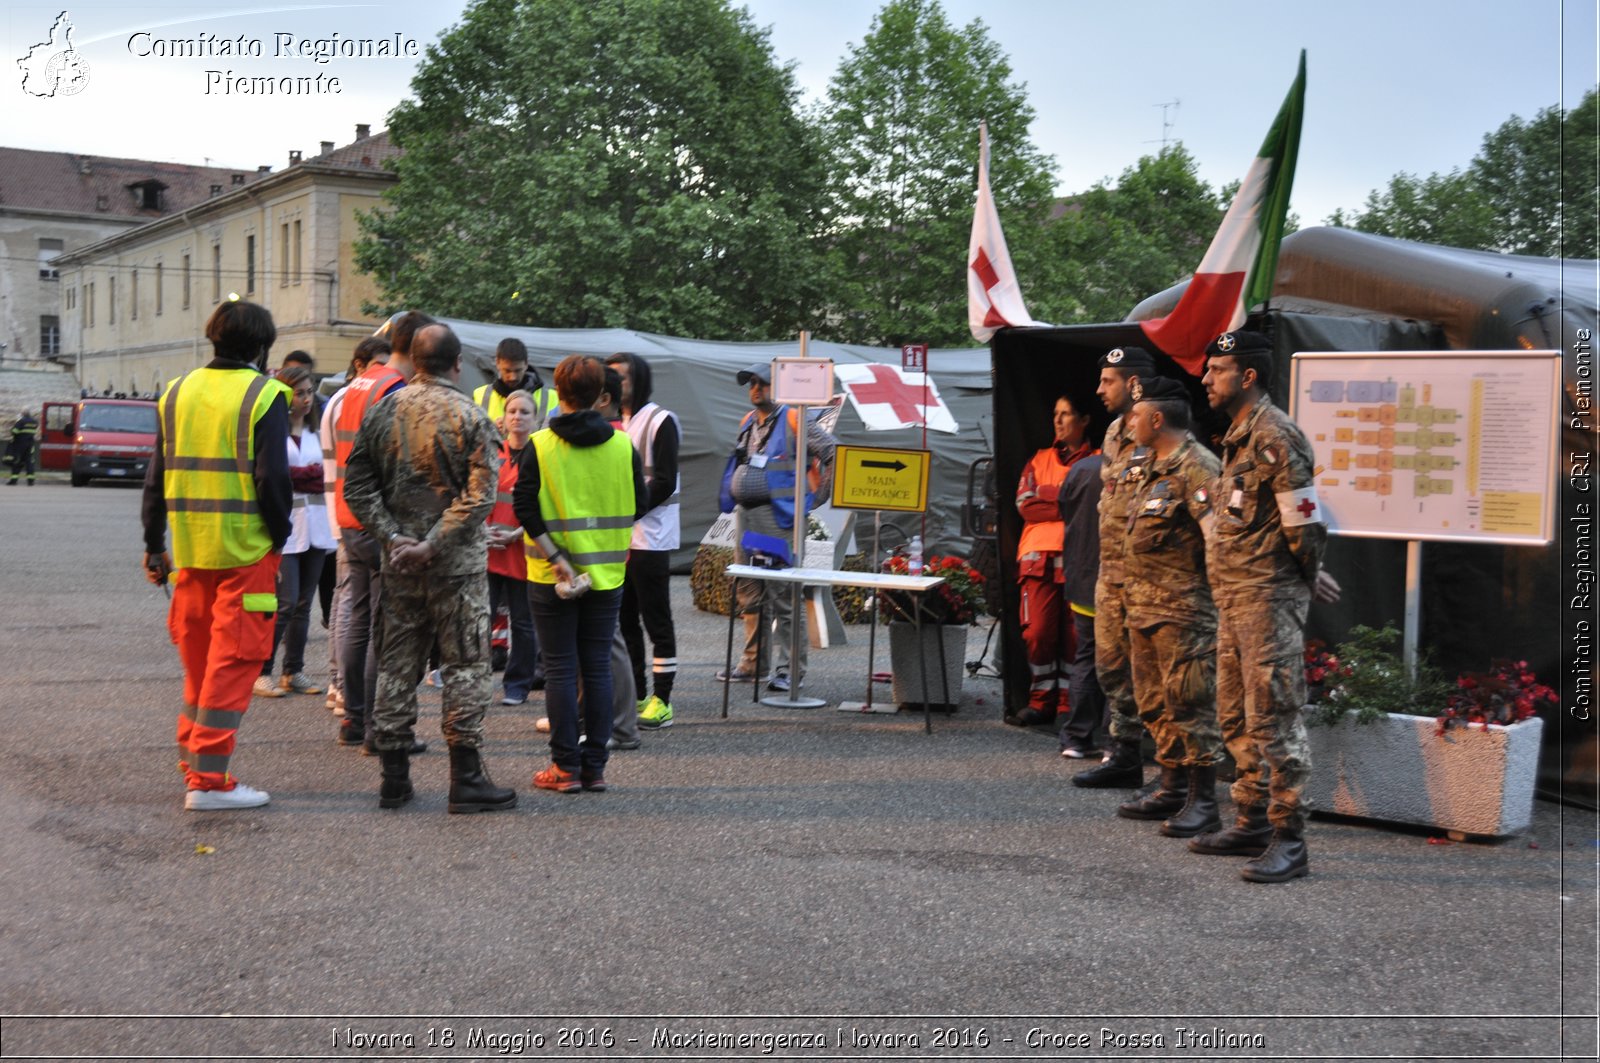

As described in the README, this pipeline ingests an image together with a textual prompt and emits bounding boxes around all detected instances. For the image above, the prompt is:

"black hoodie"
[510,409,647,539]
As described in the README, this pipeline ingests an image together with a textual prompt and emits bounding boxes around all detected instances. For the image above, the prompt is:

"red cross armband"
[1276,486,1323,527]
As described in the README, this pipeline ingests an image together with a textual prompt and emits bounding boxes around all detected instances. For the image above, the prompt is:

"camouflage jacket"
[1096,414,1150,587]
[1122,435,1220,629]
[1208,394,1326,603]
[343,377,501,578]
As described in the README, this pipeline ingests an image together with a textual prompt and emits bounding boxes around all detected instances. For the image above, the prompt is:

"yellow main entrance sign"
[830,445,931,513]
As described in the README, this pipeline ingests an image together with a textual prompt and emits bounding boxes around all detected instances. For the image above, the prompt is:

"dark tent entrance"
[990,228,1591,806]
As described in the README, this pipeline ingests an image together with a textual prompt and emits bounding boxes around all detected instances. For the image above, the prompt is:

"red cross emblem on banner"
[1296,497,1317,519]
[847,364,936,424]
[970,248,1010,328]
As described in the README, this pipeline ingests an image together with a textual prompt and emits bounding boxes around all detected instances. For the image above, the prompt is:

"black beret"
[1130,376,1189,404]
[1098,345,1156,373]
[1204,330,1272,357]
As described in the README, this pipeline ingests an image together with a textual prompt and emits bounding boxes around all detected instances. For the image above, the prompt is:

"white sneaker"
[185,782,270,811]
[252,676,284,698]
[534,716,550,733]
[325,688,345,715]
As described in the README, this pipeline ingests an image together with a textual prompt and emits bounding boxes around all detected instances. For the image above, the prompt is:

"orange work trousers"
[1019,573,1076,689]
[169,552,280,791]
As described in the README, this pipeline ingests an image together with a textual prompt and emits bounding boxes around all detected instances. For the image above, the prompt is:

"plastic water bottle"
[907,535,923,577]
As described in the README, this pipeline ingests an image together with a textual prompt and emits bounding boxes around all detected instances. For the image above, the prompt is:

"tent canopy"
[436,321,997,570]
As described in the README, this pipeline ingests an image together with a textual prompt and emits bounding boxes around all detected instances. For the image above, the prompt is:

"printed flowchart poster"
[1290,351,1560,545]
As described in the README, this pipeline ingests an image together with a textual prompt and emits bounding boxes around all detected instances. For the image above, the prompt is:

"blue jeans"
[264,547,327,676]
[488,572,541,697]
[529,582,621,775]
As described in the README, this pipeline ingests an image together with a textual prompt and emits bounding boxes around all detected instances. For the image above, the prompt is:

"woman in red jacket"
[486,390,543,705]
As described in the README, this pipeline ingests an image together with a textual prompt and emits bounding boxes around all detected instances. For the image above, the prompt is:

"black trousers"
[618,548,676,696]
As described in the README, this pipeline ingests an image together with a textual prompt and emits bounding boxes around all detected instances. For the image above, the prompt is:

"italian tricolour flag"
[1140,50,1306,376]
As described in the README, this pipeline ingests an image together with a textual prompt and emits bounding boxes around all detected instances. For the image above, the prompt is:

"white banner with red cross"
[833,363,959,435]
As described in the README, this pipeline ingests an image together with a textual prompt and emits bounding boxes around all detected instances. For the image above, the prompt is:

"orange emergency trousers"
[1017,444,1093,703]
[171,551,281,790]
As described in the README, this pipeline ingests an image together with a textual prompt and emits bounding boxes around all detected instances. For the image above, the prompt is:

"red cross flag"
[968,121,1037,343]
[835,363,959,435]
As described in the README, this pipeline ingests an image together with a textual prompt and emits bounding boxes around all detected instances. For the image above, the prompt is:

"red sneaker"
[533,764,580,793]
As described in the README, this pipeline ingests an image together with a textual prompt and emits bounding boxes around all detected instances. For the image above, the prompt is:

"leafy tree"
[1346,170,1497,249]
[1331,88,1596,259]
[818,0,1056,347]
[355,0,830,338]
[1030,145,1223,325]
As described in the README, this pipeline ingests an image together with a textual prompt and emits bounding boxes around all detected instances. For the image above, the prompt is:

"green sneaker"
[638,695,674,729]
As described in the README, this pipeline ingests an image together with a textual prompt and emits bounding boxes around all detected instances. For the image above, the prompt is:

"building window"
[155,263,163,315]
[131,269,139,320]
[183,254,191,309]
[293,219,302,283]
[109,275,116,324]
[38,238,63,280]
[246,234,256,293]
[212,244,221,302]
[87,281,94,327]
[40,316,60,357]
[280,223,290,286]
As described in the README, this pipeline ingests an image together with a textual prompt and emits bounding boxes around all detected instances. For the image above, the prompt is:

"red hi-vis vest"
[332,363,404,529]
[487,440,527,581]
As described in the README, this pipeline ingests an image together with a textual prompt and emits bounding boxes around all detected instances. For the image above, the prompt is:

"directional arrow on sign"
[831,445,931,513]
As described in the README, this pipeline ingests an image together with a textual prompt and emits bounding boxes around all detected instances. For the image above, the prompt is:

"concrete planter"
[888,622,967,710]
[1303,710,1544,839]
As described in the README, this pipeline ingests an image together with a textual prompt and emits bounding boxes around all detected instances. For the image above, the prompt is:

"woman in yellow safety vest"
[511,355,645,796]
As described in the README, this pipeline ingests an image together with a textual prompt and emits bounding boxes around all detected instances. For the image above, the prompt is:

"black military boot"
[1071,739,1144,789]
[1188,803,1272,856]
[377,748,413,809]
[1241,826,1310,883]
[446,745,517,814]
[1116,766,1188,819]
[1159,765,1221,837]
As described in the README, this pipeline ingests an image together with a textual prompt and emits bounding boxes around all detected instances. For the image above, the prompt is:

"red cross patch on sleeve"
[1276,486,1322,527]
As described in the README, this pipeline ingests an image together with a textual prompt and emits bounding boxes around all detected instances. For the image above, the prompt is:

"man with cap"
[716,362,836,692]
[1073,346,1182,790]
[1114,375,1225,836]
[1194,329,1339,883]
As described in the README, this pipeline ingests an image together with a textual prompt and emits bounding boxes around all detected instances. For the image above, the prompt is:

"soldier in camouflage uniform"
[1073,346,1181,790]
[1193,330,1335,883]
[1115,376,1226,837]
[343,324,517,814]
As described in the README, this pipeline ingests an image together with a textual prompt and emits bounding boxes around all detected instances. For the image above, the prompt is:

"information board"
[1289,351,1560,545]
[830,445,931,513]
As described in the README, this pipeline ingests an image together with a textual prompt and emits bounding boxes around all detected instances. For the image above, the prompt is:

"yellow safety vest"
[159,367,291,570]
[524,429,635,591]
[474,382,558,429]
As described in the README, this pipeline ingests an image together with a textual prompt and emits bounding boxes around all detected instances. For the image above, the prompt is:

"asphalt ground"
[1,480,1595,1063]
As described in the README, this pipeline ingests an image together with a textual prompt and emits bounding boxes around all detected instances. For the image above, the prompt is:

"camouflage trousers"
[1094,581,1182,764]
[1129,619,1222,768]
[1216,592,1313,831]
[371,568,493,751]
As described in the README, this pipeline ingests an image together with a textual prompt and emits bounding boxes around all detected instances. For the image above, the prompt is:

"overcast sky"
[4,0,1594,227]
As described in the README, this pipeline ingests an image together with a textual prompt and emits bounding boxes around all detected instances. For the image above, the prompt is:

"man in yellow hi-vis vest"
[473,337,558,429]
[142,300,294,811]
